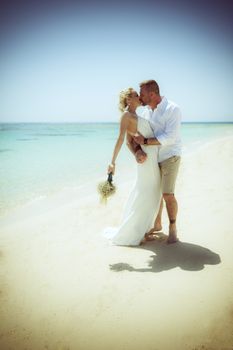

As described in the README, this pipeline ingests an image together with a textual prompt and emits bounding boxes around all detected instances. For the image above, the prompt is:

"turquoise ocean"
[0,122,233,216]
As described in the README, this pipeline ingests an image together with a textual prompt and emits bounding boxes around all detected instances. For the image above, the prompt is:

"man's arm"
[133,133,161,146]
[126,134,142,154]
[134,106,181,147]
[155,107,181,146]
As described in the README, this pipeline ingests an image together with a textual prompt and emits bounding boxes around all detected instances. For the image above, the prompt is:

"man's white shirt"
[137,97,182,163]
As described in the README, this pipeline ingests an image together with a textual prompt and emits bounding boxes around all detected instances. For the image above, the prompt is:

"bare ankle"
[154,222,162,231]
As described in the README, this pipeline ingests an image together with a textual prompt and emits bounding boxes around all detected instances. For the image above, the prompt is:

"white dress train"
[103,117,162,246]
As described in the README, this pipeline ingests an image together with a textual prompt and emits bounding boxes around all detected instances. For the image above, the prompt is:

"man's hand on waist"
[135,149,147,163]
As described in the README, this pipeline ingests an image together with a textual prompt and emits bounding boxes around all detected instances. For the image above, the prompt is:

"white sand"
[0,137,233,350]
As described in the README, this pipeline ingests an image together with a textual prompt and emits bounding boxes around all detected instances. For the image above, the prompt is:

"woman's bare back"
[125,112,138,137]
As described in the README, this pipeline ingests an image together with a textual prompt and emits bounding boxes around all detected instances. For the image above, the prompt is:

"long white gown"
[103,117,162,246]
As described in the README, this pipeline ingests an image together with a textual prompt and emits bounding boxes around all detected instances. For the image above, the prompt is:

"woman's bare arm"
[108,113,129,174]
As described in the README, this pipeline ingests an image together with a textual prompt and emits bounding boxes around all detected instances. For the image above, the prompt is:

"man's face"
[139,86,151,106]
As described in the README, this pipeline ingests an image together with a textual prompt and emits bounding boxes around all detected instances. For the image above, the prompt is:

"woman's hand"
[108,163,115,175]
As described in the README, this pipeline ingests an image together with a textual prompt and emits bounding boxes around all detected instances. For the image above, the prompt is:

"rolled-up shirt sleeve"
[155,107,181,146]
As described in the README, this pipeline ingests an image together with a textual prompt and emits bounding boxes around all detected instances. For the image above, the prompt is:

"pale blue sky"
[0,1,233,122]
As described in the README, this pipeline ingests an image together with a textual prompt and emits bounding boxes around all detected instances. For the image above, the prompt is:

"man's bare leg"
[143,198,163,240]
[163,193,179,244]
[154,198,163,231]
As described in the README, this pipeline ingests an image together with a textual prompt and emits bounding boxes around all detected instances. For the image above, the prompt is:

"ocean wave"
[0,149,13,153]
[16,138,38,141]
[29,133,87,137]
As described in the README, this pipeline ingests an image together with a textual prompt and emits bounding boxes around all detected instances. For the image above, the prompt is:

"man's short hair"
[139,80,160,94]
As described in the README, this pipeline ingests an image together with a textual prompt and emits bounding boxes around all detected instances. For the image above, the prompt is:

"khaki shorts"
[159,156,181,194]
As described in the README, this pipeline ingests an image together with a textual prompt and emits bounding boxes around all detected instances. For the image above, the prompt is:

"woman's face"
[127,91,141,106]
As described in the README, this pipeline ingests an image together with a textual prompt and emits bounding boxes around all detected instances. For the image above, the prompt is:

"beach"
[0,133,233,349]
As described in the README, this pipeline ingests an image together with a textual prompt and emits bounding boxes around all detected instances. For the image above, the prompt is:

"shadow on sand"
[109,237,221,273]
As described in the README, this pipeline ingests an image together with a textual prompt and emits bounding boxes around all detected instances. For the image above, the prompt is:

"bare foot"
[140,236,155,244]
[144,231,168,242]
[145,234,156,241]
[146,228,156,236]
[167,226,179,244]
[143,232,157,242]
[154,222,162,231]
[167,234,179,244]
[146,225,162,236]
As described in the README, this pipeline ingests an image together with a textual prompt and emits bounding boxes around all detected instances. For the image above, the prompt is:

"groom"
[128,79,182,244]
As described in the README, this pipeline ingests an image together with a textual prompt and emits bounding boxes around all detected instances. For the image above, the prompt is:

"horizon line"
[0,121,233,124]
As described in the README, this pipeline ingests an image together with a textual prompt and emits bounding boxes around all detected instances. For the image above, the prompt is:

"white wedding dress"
[103,117,162,246]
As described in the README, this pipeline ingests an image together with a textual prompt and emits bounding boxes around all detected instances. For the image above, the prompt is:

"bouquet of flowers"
[98,172,116,203]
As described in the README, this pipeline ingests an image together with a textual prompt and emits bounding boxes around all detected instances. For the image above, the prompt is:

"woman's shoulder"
[121,111,137,121]
[120,112,137,134]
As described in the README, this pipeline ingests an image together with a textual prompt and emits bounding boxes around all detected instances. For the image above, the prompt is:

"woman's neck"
[128,107,136,114]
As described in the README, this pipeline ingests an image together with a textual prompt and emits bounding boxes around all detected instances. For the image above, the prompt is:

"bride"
[104,88,161,246]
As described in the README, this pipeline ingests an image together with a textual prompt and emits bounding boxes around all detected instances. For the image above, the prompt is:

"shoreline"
[1,134,233,224]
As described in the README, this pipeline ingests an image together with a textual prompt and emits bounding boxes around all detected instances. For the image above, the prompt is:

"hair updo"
[118,87,135,113]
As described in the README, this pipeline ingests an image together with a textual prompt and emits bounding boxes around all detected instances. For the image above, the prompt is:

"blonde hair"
[118,87,135,112]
